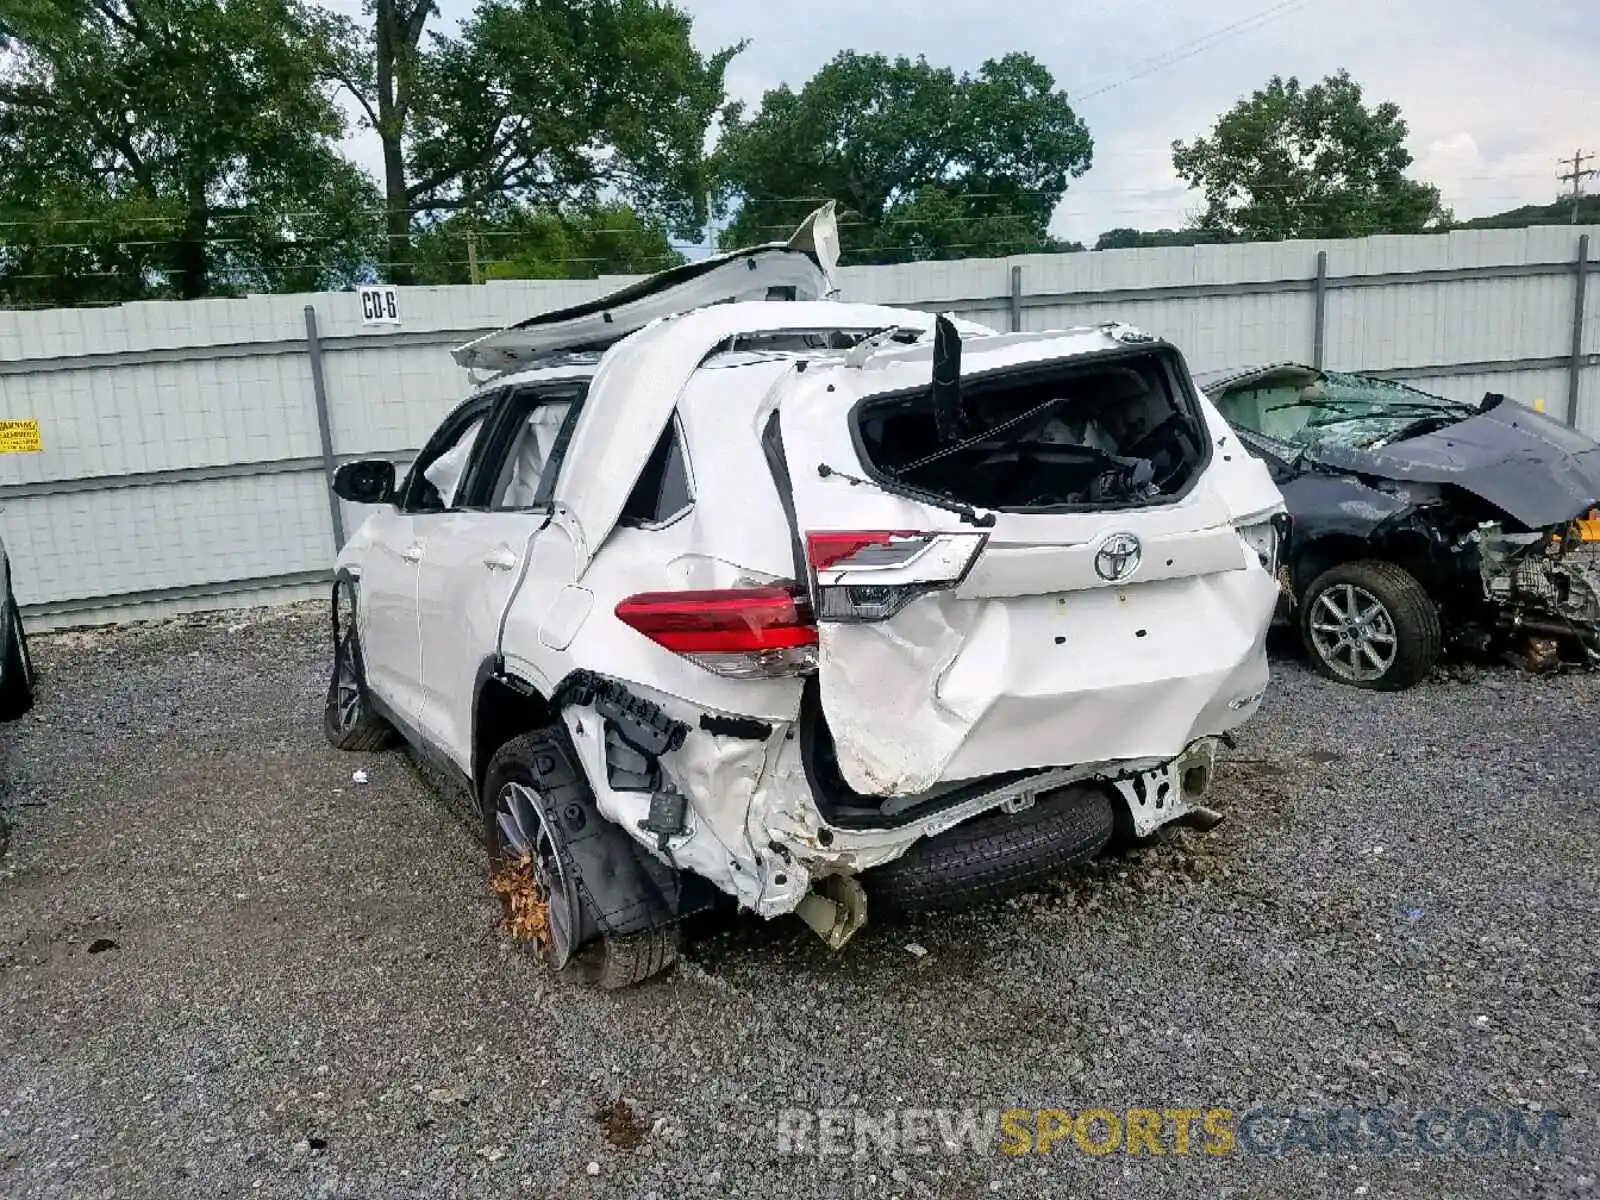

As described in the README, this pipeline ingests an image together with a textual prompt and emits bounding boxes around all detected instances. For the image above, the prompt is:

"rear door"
[412,379,588,773]
[773,363,1283,797]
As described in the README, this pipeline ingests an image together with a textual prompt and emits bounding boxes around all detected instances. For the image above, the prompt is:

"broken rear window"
[852,348,1208,512]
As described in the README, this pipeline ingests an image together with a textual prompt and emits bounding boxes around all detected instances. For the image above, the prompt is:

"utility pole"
[466,204,482,285]
[703,191,717,259]
[1558,149,1596,224]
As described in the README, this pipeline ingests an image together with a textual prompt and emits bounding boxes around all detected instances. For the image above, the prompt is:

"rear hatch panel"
[775,337,1283,796]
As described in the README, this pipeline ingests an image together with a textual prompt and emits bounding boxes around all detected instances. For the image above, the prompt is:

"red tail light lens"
[615,587,817,678]
[806,531,919,572]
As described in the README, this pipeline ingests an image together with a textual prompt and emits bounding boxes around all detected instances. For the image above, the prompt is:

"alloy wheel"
[1308,583,1399,682]
[494,782,578,968]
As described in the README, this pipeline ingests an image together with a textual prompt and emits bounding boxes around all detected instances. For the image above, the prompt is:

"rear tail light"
[805,530,986,622]
[615,587,818,679]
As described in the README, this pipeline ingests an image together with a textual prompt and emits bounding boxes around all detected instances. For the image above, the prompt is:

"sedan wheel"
[1308,583,1399,683]
[1299,559,1442,691]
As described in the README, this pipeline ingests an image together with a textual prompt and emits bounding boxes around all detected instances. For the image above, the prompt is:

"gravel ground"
[1,604,1597,1199]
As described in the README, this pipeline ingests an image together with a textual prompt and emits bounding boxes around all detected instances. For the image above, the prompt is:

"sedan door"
[412,379,588,774]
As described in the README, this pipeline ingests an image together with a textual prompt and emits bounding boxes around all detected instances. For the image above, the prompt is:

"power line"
[1073,0,1319,104]
[1558,148,1596,224]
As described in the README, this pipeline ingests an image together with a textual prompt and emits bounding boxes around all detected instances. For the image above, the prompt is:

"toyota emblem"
[1094,533,1142,583]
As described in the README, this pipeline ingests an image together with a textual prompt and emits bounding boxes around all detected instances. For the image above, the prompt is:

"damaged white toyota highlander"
[325,206,1287,987]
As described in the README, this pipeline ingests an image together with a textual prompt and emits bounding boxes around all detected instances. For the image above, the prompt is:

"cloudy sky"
[332,0,1598,245]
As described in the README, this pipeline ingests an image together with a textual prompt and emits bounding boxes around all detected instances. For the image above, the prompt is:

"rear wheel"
[864,783,1115,914]
[483,730,677,990]
[323,581,397,751]
[0,600,35,721]
[1300,559,1440,691]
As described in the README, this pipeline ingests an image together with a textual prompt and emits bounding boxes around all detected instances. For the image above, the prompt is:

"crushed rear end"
[577,316,1286,937]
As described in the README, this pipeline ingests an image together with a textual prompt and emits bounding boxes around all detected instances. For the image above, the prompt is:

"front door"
[354,507,424,720]
[413,381,588,773]
[366,390,502,731]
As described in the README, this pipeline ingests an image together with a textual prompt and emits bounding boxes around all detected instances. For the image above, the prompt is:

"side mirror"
[332,459,396,505]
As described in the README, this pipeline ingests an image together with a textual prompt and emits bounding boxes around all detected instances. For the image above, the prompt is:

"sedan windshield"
[1218,369,1475,449]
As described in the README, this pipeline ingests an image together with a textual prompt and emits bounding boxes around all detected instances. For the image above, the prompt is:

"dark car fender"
[1278,473,1455,597]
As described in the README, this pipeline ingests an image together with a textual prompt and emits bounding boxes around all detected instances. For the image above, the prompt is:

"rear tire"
[864,784,1115,914]
[483,729,678,990]
[0,600,35,722]
[1299,559,1440,691]
[323,581,397,751]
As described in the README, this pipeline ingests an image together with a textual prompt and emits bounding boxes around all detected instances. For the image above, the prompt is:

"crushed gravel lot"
[1,603,1597,1199]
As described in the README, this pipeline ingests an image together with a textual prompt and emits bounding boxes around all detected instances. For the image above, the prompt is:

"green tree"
[715,51,1093,263]
[0,0,380,304]
[1171,70,1447,241]
[327,0,738,283]
[412,203,682,284]
[1093,227,1231,251]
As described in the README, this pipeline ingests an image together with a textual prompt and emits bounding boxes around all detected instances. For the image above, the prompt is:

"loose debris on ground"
[0,603,1596,1198]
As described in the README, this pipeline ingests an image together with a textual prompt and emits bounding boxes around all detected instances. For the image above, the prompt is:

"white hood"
[453,204,843,374]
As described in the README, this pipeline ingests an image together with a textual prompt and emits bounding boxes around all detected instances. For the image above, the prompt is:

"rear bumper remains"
[555,670,1246,923]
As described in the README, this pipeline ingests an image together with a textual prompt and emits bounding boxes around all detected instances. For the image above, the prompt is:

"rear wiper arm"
[817,462,997,528]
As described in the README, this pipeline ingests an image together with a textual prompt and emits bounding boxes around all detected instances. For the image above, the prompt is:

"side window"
[619,421,693,526]
[400,393,500,513]
[475,384,588,512]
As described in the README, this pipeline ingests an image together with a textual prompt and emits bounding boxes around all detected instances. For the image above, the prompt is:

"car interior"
[855,350,1206,510]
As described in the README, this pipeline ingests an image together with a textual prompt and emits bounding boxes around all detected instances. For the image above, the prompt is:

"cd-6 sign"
[359,285,401,325]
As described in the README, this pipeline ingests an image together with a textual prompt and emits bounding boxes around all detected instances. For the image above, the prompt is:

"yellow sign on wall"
[0,419,42,454]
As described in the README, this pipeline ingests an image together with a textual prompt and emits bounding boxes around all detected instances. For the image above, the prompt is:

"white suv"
[328,207,1286,987]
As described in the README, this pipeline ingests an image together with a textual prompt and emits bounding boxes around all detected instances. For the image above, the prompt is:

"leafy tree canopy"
[412,203,682,284]
[1093,226,1232,251]
[715,51,1092,263]
[1171,70,1447,241]
[0,0,379,304]
[328,0,738,281]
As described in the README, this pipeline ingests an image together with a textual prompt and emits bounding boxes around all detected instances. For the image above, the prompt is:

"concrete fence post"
[304,304,347,550]
[1567,234,1590,428]
[1009,265,1024,333]
[1312,250,1329,370]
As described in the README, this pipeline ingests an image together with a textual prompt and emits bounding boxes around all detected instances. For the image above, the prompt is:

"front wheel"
[483,730,677,990]
[323,581,397,751]
[1299,559,1441,690]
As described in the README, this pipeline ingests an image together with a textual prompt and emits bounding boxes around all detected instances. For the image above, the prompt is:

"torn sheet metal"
[773,345,1284,796]
[554,301,959,574]
[1110,737,1218,837]
[1313,404,1600,530]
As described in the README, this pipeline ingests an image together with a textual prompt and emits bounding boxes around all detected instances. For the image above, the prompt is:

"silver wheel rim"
[334,587,362,731]
[1309,583,1399,682]
[495,782,576,967]
[334,632,363,731]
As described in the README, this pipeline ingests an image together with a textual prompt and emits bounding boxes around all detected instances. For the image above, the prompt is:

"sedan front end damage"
[1199,364,1600,688]
[1472,521,1600,665]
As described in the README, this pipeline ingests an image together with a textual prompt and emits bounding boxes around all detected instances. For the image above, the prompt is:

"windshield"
[1216,369,1475,449]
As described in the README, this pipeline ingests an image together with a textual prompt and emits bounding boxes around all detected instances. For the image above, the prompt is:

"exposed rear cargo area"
[854,346,1209,512]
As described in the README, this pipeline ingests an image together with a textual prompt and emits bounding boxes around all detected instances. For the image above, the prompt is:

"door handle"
[483,547,518,572]
[401,544,423,564]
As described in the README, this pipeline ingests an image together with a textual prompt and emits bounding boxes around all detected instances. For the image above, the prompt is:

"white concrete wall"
[0,225,1594,628]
